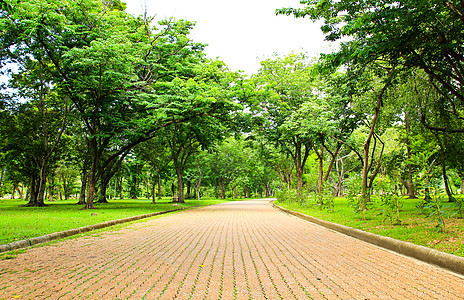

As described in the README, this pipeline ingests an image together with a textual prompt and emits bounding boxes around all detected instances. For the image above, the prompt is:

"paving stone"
[0,199,463,299]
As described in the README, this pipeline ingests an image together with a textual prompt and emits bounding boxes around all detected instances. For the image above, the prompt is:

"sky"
[124,0,332,75]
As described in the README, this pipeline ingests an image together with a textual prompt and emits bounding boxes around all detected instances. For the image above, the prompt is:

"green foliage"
[276,188,309,206]
[0,0,246,208]
[312,185,334,211]
[424,194,449,233]
[420,186,464,233]
[3,0,464,251]
[276,187,334,211]
[452,197,464,219]
[377,190,403,225]
[279,0,464,132]
[345,175,364,212]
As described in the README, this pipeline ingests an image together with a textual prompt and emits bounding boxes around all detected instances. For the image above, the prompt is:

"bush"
[346,174,364,212]
[276,188,309,205]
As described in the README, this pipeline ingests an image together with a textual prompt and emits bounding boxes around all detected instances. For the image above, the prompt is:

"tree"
[153,59,242,203]
[281,95,338,195]
[1,0,240,209]
[0,64,68,206]
[251,53,317,192]
[278,0,464,155]
[208,137,246,199]
[134,137,171,203]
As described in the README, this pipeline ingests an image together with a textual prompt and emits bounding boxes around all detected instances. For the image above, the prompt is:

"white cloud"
[124,0,330,74]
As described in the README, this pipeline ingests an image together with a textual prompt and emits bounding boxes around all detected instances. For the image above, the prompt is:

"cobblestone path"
[1,199,463,299]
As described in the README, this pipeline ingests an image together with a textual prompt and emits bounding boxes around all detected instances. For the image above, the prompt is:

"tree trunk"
[113,177,117,200]
[27,174,38,206]
[295,142,304,192]
[48,176,54,202]
[361,68,395,216]
[361,140,371,214]
[85,173,97,209]
[404,113,416,198]
[296,167,303,192]
[35,174,47,206]
[174,168,185,203]
[62,175,69,201]
[152,178,156,203]
[158,175,162,199]
[441,149,454,202]
[130,174,138,199]
[292,140,310,194]
[27,162,48,207]
[11,183,17,199]
[196,186,201,200]
[186,180,191,199]
[98,176,109,203]
[146,178,150,200]
[85,148,98,209]
[309,138,325,195]
[436,135,455,202]
[323,144,340,183]
[118,176,123,199]
[25,180,30,202]
[318,152,324,194]
[0,168,4,198]
[78,172,87,205]
[220,182,226,199]
[17,184,23,200]
[195,170,202,201]
[98,157,124,203]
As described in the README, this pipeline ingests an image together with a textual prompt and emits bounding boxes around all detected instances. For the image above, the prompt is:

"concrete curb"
[272,201,464,276]
[0,206,195,254]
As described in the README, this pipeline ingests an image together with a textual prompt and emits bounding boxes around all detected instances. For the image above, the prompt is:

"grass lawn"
[276,196,464,257]
[0,197,234,245]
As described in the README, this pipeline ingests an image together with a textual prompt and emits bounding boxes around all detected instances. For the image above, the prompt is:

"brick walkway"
[1,199,463,299]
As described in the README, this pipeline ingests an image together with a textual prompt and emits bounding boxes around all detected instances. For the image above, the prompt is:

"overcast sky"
[124,0,331,75]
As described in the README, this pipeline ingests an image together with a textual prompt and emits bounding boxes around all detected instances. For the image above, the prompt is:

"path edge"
[272,201,464,276]
[0,206,197,254]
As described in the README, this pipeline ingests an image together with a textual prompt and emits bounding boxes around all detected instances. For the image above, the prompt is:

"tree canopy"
[1,0,464,228]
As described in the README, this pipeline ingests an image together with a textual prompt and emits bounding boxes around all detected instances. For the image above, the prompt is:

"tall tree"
[251,53,317,192]
[278,0,464,159]
[134,137,171,203]
[0,63,68,206]
[1,0,239,209]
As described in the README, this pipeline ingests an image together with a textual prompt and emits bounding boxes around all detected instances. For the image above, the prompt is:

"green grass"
[276,196,464,257]
[0,197,235,245]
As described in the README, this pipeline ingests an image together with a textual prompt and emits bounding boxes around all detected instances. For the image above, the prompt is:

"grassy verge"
[0,197,236,245]
[276,196,464,257]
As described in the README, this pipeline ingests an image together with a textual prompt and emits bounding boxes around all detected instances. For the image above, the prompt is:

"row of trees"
[0,136,276,202]
[0,0,262,207]
[270,0,464,212]
[2,0,464,212]
[0,0,287,208]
